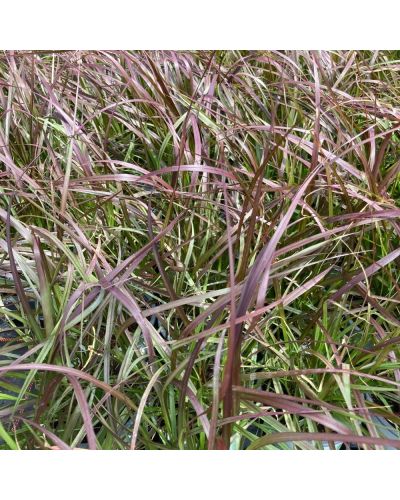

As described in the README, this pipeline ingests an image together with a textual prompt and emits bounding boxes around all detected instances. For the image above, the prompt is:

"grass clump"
[1,50,400,449]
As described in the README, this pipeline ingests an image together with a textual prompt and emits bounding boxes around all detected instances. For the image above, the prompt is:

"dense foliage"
[1,50,400,449]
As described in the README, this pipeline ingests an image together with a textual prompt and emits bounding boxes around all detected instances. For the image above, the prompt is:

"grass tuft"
[1,50,400,449]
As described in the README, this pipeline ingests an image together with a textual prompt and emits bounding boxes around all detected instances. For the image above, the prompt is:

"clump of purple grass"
[0,50,400,449]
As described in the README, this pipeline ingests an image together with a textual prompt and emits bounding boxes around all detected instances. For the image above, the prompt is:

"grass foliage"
[1,50,400,449]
